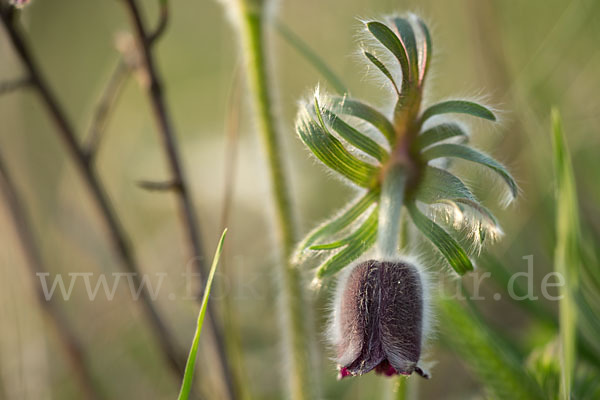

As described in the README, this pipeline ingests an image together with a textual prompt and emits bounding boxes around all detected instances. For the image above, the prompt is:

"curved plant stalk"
[234,1,314,399]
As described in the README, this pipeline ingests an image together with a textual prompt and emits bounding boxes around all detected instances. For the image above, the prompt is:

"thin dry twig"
[0,76,32,94]
[0,3,186,378]
[82,0,167,159]
[84,59,129,160]
[137,178,181,192]
[0,152,101,400]
[121,1,236,398]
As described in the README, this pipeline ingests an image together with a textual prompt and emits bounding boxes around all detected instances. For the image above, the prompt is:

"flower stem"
[236,1,314,399]
[394,376,408,400]
[377,163,407,258]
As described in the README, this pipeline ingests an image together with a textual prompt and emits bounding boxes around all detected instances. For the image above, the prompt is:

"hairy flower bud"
[331,259,429,379]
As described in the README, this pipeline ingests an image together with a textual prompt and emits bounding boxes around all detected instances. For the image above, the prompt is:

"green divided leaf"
[438,296,545,400]
[321,108,388,162]
[406,200,473,275]
[414,15,432,84]
[452,198,500,229]
[420,100,496,123]
[421,143,518,199]
[315,207,378,279]
[295,190,377,260]
[178,229,227,400]
[414,166,476,204]
[415,123,468,150]
[551,108,580,400]
[297,107,378,187]
[366,21,410,90]
[391,17,418,83]
[330,97,396,145]
[363,50,400,95]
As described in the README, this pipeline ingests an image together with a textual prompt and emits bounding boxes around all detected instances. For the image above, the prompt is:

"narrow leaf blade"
[421,143,518,199]
[297,108,378,187]
[363,50,400,95]
[421,100,496,123]
[366,21,410,89]
[414,15,432,84]
[551,108,580,400]
[438,296,545,400]
[178,229,228,400]
[295,190,377,259]
[322,108,388,162]
[316,207,378,279]
[415,123,468,150]
[275,21,347,95]
[406,200,473,275]
[330,97,396,145]
[414,166,476,204]
[391,17,418,82]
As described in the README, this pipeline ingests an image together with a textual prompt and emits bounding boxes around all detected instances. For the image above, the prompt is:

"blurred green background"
[0,0,599,398]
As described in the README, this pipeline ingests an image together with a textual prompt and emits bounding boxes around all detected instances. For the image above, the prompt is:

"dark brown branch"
[83,59,129,160]
[82,0,167,161]
[0,152,101,400]
[147,0,168,45]
[0,76,32,94]
[137,178,181,192]
[0,4,186,379]
[121,1,236,399]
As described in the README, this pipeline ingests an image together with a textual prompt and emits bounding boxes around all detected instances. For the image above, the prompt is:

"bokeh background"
[1,0,599,398]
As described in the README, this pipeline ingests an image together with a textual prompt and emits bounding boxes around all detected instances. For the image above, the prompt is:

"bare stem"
[0,3,185,380]
[235,1,314,398]
[0,152,102,400]
[121,1,236,398]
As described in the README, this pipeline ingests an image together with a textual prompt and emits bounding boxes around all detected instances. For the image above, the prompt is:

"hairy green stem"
[377,164,407,258]
[236,1,314,399]
[394,377,408,400]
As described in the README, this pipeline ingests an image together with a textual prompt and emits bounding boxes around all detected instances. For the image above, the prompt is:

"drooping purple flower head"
[331,259,429,379]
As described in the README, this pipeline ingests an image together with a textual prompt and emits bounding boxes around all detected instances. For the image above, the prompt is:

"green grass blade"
[315,207,378,279]
[421,143,518,199]
[178,229,228,400]
[366,21,410,89]
[415,123,468,150]
[322,108,389,162]
[551,108,580,400]
[275,21,347,95]
[294,190,377,259]
[420,100,496,123]
[330,97,396,145]
[438,296,545,400]
[406,200,473,275]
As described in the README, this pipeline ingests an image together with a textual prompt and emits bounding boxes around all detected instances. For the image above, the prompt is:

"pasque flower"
[294,14,516,380]
[332,259,429,379]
